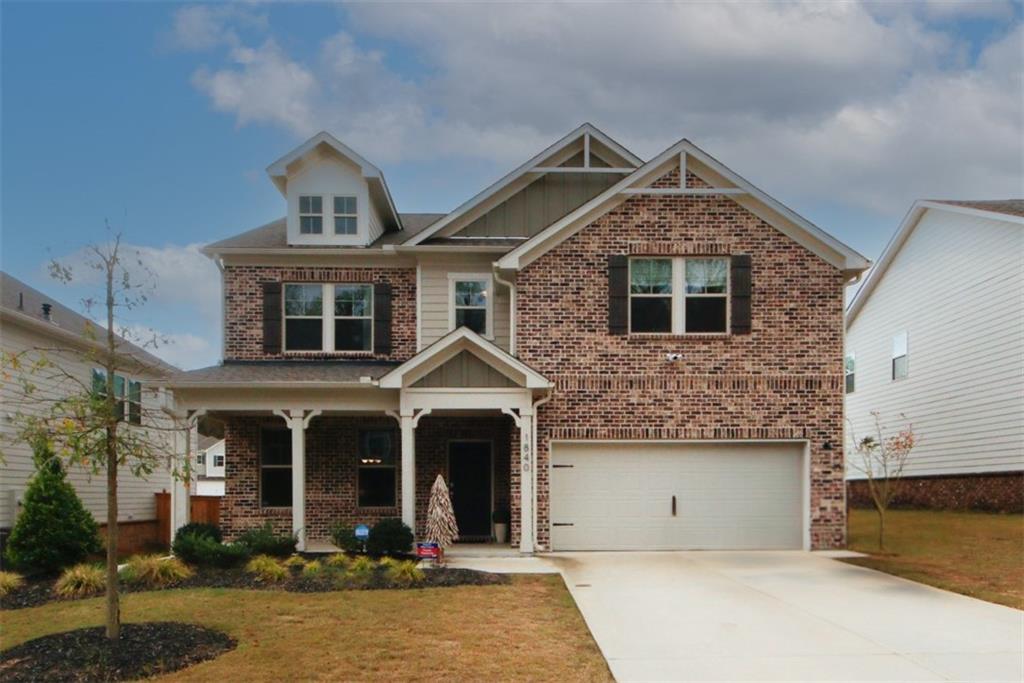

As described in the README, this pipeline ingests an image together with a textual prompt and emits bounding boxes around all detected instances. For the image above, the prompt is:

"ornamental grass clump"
[301,560,323,578]
[55,564,106,598]
[324,553,351,570]
[245,555,287,583]
[345,555,377,586]
[120,555,192,588]
[385,560,425,588]
[283,554,306,572]
[0,571,25,596]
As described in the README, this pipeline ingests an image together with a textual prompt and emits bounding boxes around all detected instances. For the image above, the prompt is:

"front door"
[448,441,492,541]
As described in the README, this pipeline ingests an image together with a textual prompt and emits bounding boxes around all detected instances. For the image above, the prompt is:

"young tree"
[425,474,459,554]
[2,233,188,642]
[848,411,916,550]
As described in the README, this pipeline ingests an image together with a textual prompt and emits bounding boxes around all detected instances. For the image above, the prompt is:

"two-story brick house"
[166,124,869,553]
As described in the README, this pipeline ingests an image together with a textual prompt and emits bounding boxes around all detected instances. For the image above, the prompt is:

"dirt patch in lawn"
[1,566,507,610]
[845,508,1024,609]
[0,621,235,682]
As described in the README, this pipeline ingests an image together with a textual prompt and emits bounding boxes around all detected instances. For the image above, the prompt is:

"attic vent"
[41,303,52,321]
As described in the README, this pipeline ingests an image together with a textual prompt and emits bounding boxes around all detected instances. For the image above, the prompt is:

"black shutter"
[730,255,752,335]
[373,282,392,355]
[262,282,283,354]
[608,255,629,335]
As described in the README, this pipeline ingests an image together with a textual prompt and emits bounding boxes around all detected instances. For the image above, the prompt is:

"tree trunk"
[876,507,885,551]
[105,429,120,641]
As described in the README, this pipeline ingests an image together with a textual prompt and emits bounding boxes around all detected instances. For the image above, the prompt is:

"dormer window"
[334,196,358,235]
[299,196,323,234]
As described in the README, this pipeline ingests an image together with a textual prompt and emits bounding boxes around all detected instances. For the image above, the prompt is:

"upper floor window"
[284,284,323,351]
[299,196,323,235]
[334,196,357,235]
[845,352,855,394]
[213,454,225,468]
[892,332,908,380]
[334,284,373,351]
[449,274,492,337]
[91,369,142,425]
[196,452,206,466]
[629,257,729,334]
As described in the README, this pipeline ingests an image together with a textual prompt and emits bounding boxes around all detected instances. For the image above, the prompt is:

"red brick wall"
[848,473,1024,513]
[221,415,511,543]
[223,265,416,362]
[514,169,848,549]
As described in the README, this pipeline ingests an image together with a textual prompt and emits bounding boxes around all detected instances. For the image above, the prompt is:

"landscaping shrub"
[245,555,287,582]
[4,441,101,574]
[172,533,249,569]
[366,518,413,556]
[54,564,105,598]
[236,523,297,557]
[345,555,377,586]
[120,555,192,587]
[329,524,364,553]
[175,522,222,543]
[385,560,425,587]
[301,560,323,578]
[325,553,351,570]
[0,570,24,596]
[283,554,306,574]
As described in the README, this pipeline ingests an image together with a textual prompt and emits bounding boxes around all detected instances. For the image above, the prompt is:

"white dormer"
[266,131,402,247]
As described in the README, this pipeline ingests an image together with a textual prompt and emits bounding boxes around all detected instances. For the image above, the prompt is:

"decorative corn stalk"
[425,474,459,551]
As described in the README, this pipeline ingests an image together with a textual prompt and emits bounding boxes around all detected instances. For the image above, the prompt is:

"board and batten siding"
[845,208,1024,479]
[0,322,175,529]
[418,256,511,351]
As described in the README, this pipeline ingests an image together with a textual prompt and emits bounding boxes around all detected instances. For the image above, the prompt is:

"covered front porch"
[166,328,551,553]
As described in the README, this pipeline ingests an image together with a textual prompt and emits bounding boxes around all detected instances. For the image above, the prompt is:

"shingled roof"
[165,360,401,387]
[929,200,1024,219]
[204,213,446,252]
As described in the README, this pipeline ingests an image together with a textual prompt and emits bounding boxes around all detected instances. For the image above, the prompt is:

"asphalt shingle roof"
[931,200,1024,219]
[205,213,447,251]
[167,360,400,386]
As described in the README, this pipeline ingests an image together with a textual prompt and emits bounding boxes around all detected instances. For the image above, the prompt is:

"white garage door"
[550,442,805,551]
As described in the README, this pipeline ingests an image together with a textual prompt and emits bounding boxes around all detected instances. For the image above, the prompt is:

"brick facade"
[514,170,848,549]
[220,414,511,543]
[223,264,416,362]
[848,472,1024,514]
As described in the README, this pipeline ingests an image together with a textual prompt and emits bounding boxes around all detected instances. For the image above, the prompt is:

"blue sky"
[2,1,1021,369]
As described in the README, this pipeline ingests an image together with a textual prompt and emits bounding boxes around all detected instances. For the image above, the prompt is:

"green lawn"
[846,508,1024,609]
[1,576,612,682]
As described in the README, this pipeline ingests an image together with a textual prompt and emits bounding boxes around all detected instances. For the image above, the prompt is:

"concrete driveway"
[550,551,1023,682]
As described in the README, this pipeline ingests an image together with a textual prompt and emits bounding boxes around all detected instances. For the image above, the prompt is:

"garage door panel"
[550,442,804,551]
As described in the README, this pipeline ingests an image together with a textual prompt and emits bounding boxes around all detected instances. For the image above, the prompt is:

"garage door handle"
[671,495,676,517]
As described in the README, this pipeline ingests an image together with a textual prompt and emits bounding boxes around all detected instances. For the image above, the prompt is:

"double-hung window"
[284,284,324,351]
[196,451,206,466]
[629,257,729,334]
[845,352,856,394]
[358,430,396,507]
[213,454,225,468]
[260,428,292,508]
[892,332,908,380]
[334,284,373,351]
[299,196,323,234]
[91,369,142,425]
[450,274,492,337]
[334,196,357,235]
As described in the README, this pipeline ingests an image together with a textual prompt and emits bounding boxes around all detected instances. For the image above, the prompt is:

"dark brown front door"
[448,441,492,540]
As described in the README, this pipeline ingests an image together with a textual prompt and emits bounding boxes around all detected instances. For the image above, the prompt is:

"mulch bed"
[0,621,235,682]
[1,565,507,610]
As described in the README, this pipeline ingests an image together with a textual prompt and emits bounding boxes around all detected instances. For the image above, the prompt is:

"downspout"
[530,388,553,551]
[214,256,226,361]
[492,265,516,355]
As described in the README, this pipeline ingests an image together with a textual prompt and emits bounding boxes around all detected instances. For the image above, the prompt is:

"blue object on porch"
[354,524,370,541]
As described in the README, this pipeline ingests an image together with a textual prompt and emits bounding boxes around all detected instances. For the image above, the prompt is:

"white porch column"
[170,426,191,541]
[518,408,534,553]
[274,409,321,551]
[400,413,416,531]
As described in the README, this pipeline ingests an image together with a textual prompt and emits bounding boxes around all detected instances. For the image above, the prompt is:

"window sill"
[355,505,399,511]
[626,333,731,340]
[259,507,293,516]
[282,351,376,357]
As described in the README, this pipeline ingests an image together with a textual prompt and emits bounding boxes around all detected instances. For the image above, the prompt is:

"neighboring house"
[0,272,184,553]
[845,200,1024,512]
[194,435,226,496]
[165,123,869,553]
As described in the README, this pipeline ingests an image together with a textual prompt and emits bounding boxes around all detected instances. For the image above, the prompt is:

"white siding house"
[845,201,1024,492]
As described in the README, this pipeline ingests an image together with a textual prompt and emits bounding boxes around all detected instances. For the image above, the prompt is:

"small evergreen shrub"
[172,533,249,568]
[4,441,101,573]
[385,560,425,587]
[329,524,364,553]
[245,555,287,582]
[0,571,24,596]
[55,563,105,598]
[366,518,413,556]
[120,555,192,587]
[175,522,222,543]
[236,523,297,557]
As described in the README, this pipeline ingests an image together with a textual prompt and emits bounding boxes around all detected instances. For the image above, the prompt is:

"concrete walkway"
[546,551,1024,682]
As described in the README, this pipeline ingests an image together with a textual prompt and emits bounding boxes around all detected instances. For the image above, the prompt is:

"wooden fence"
[155,492,223,546]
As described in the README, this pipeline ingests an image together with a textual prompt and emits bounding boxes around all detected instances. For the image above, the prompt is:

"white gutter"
[530,388,553,552]
[492,265,517,355]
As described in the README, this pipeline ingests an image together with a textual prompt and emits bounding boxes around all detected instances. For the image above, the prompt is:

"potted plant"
[492,508,511,544]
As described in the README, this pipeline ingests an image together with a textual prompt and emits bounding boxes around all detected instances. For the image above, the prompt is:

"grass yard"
[0,575,612,682]
[846,508,1024,610]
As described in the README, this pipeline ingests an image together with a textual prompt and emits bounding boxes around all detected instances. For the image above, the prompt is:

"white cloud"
[124,325,217,370]
[177,2,1022,215]
[167,5,267,51]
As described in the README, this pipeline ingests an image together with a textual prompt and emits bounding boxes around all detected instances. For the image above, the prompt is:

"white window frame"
[333,283,374,353]
[213,454,225,468]
[298,195,324,235]
[891,332,909,381]
[332,195,358,235]
[196,452,206,466]
[448,272,494,339]
[845,352,855,394]
[628,257,730,335]
[91,369,142,425]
